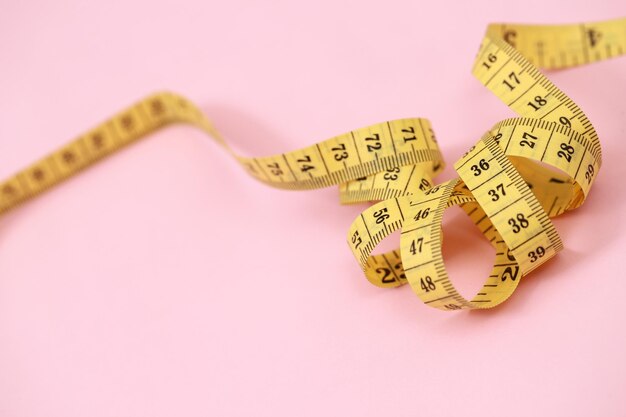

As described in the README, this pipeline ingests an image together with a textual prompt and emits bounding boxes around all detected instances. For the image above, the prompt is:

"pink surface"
[1,1,625,416]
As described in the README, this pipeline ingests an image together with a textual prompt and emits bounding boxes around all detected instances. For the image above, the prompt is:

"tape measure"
[2,17,624,311]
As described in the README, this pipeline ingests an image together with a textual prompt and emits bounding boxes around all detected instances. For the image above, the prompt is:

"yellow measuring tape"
[3,17,625,310]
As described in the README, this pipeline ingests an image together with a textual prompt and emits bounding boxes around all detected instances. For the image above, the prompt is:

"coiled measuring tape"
[2,18,625,310]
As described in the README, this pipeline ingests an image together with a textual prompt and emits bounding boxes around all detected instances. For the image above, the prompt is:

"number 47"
[409,237,424,255]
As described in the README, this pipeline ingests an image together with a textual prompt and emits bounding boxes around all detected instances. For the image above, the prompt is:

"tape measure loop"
[398,179,524,310]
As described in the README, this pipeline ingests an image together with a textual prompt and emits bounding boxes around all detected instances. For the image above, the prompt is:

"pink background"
[1,1,625,416]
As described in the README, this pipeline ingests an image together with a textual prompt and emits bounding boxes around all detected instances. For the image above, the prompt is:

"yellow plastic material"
[1,18,624,310]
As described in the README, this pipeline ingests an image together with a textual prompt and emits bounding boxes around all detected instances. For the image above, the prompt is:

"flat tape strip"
[3,17,625,311]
